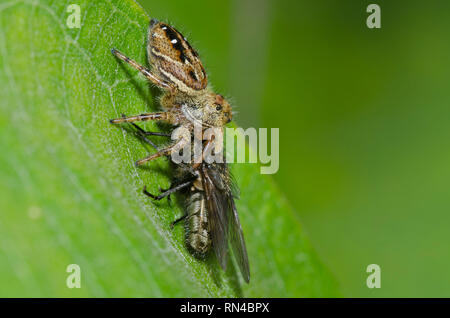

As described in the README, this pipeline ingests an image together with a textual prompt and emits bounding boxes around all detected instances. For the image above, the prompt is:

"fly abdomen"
[185,191,211,255]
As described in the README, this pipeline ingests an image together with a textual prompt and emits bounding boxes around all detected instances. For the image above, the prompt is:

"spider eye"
[215,105,222,111]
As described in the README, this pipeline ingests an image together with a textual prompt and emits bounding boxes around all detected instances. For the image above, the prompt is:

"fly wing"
[228,196,250,283]
[201,165,229,271]
[203,163,250,283]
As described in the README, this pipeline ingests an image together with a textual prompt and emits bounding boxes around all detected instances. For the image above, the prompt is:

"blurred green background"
[138,0,450,297]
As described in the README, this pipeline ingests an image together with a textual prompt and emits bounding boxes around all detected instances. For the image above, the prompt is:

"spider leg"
[111,48,173,91]
[110,111,169,124]
[135,137,188,166]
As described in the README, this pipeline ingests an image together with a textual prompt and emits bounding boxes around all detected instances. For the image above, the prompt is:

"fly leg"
[132,123,171,137]
[125,116,171,150]
[112,114,168,150]
[170,214,187,229]
[143,176,196,228]
[170,211,202,229]
[143,176,196,201]
[110,112,174,151]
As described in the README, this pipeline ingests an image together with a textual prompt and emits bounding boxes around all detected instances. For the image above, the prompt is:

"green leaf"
[0,0,339,297]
